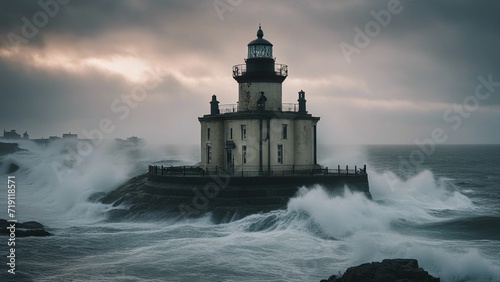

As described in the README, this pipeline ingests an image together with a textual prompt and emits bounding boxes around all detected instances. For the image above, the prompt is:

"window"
[230,128,233,140]
[277,144,283,164]
[206,144,212,164]
[281,124,287,139]
[242,145,247,164]
[207,128,211,140]
[241,125,247,140]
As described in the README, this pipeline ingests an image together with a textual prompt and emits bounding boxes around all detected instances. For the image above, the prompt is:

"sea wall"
[145,173,370,205]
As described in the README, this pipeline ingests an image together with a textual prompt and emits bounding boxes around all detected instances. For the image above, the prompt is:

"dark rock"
[0,161,20,174]
[100,174,147,205]
[0,219,52,237]
[18,221,45,229]
[7,162,20,173]
[88,191,106,202]
[322,259,440,282]
[0,142,25,156]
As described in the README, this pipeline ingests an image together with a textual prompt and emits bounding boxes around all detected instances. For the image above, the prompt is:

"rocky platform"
[97,174,278,221]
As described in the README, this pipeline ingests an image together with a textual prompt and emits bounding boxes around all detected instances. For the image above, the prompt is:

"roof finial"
[257,24,264,38]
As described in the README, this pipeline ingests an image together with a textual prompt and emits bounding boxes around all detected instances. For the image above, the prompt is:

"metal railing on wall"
[148,164,367,177]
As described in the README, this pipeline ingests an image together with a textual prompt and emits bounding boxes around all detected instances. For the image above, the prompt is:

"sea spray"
[287,186,393,239]
[0,139,181,226]
[369,170,476,220]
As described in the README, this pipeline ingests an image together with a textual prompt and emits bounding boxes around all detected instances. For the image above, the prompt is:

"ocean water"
[0,141,499,282]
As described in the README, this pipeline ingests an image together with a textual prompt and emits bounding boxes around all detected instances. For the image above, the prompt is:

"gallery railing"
[232,63,288,78]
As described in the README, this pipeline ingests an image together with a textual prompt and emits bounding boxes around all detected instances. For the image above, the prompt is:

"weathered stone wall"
[200,120,224,170]
[294,119,314,166]
[238,82,282,111]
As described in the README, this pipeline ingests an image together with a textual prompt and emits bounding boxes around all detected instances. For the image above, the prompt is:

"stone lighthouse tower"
[199,26,320,175]
[233,25,287,112]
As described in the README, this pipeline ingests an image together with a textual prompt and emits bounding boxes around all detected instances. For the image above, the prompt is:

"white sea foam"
[0,139,182,226]
[287,187,394,239]
[279,170,498,281]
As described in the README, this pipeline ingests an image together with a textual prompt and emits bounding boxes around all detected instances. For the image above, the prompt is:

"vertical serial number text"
[7,175,17,275]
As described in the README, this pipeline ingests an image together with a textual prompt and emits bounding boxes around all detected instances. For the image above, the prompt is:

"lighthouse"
[145,26,369,210]
[199,26,320,175]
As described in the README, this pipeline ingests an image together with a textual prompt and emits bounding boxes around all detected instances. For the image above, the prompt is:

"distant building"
[127,136,142,144]
[3,130,21,139]
[62,132,78,139]
[115,136,143,145]
[2,129,30,139]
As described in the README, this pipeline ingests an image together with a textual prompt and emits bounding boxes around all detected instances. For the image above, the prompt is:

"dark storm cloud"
[0,56,123,118]
[284,0,499,105]
[0,1,191,43]
[0,0,236,61]
[374,0,499,105]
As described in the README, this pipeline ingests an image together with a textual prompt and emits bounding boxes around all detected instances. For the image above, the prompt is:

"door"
[226,149,234,174]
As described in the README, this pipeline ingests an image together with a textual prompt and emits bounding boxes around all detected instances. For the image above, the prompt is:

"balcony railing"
[281,103,298,112]
[232,64,288,78]
[219,104,238,113]
[218,103,298,113]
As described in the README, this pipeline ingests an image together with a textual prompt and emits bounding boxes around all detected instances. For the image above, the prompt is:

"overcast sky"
[0,0,498,145]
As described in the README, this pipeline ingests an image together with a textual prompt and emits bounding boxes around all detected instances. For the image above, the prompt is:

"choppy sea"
[0,141,499,281]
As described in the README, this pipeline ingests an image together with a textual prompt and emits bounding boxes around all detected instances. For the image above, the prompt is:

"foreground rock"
[0,219,52,237]
[321,259,439,282]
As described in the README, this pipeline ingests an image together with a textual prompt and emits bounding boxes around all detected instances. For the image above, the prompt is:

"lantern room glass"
[248,45,272,58]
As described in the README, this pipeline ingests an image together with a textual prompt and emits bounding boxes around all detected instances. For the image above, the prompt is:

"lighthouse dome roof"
[248,26,273,46]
